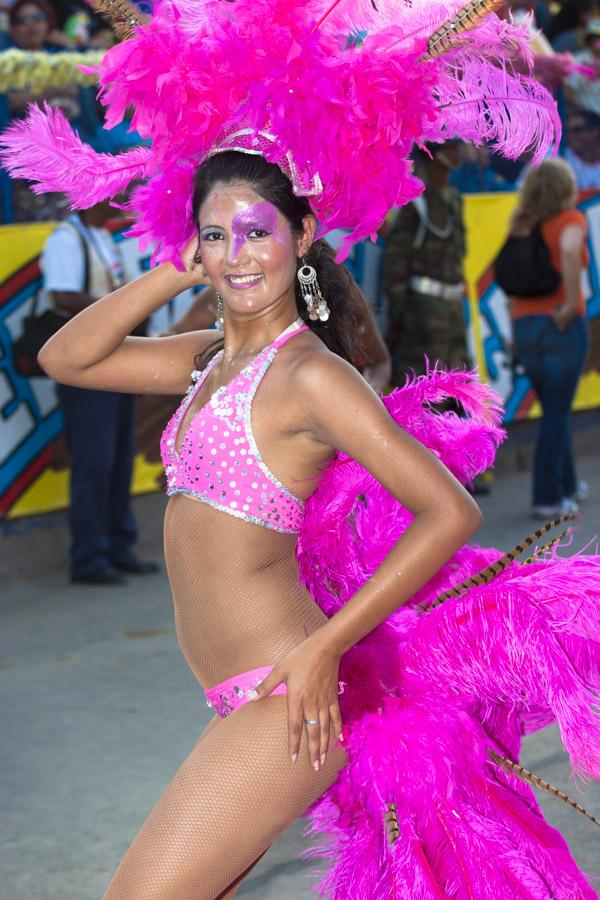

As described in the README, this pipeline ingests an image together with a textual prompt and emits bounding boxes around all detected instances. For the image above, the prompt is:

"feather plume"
[430,58,561,162]
[85,0,150,38]
[523,527,572,565]
[489,750,600,828]
[0,103,153,207]
[307,697,598,897]
[424,0,505,58]
[384,801,400,845]
[428,515,576,608]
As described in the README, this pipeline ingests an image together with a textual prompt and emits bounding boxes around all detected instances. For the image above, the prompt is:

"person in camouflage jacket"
[383,141,470,384]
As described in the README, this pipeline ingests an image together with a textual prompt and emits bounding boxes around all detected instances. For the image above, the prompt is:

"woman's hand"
[553,302,578,331]
[179,236,211,288]
[251,633,344,771]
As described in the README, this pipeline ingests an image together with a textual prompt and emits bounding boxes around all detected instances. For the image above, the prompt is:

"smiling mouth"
[225,273,264,286]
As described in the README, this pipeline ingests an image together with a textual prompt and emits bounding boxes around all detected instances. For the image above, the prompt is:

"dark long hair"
[191,151,371,369]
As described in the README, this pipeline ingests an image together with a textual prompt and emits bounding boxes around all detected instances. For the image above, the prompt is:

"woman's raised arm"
[39,254,217,396]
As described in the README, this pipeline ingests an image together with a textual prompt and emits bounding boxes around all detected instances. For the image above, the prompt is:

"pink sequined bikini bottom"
[205,665,287,718]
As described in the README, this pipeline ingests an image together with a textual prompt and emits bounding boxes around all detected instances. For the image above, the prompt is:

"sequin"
[159,321,308,534]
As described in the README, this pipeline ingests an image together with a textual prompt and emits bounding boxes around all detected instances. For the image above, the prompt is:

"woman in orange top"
[511,158,590,517]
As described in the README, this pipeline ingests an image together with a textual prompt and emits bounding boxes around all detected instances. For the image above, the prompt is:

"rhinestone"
[230,501,238,508]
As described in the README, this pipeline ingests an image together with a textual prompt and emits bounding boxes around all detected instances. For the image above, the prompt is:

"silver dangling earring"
[215,291,224,330]
[297,260,330,322]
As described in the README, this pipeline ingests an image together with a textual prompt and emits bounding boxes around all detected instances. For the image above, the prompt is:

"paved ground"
[2,457,600,899]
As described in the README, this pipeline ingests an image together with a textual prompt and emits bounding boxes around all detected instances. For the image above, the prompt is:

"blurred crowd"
[0,0,149,222]
[0,0,599,222]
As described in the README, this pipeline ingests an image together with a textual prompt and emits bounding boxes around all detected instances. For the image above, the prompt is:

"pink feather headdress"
[0,0,560,265]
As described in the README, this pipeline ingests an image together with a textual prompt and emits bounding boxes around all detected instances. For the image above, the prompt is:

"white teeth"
[227,274,263,284]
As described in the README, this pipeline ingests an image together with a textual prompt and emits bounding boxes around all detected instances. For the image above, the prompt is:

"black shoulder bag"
[493,224,561,298]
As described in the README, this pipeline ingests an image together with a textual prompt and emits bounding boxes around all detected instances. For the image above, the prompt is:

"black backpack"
[493,224,561,297]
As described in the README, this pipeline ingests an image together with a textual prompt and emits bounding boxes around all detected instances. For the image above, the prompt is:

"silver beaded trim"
[244,345,305,510]
[166,487,299,534]
[170,352,223,459]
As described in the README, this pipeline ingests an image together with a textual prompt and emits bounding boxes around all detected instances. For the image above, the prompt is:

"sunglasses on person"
[14,12,47,24]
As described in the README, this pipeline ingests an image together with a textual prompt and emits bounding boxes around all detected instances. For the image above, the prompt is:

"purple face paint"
[230,201,286,259]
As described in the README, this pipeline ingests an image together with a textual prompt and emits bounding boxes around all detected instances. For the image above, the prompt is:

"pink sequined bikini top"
[161,319,310,534]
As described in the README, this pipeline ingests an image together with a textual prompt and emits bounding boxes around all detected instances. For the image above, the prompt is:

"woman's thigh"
[103,697,345,900]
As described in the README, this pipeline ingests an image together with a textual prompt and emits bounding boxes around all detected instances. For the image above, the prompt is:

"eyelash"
[200,229,271,242]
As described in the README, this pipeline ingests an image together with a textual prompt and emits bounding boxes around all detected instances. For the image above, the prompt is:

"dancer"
[2,1,598,897]
[37,149,485,898]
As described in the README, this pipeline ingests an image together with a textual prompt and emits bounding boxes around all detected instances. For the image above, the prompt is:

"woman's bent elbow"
[459,493,483,536]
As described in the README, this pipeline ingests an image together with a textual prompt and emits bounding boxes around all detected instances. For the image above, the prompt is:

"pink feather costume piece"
[297,369,600,897]
[0,0,560,266]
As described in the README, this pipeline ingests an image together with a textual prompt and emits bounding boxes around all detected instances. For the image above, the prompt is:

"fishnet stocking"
[103,697,345,899]
[103,495,341,898]
[163,496,327,686]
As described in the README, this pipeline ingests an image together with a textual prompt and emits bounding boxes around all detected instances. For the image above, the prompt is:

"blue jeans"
[58,385,138,577]
[513,315,589,506]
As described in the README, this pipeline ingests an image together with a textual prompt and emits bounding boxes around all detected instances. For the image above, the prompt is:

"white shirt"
[41,215,125,297]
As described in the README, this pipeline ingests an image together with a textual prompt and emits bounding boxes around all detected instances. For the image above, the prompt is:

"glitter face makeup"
[198,184,304,316]
[230,201,285,259]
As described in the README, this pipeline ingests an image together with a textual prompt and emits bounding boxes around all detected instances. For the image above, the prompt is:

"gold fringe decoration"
[0,49,104,94]
[384,801,400,845]
[424,0,505,60]
[87,0,150,39]
[426,515,575,610]
[489,750,600,828]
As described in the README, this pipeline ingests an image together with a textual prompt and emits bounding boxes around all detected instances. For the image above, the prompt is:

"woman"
[510,158,590,517]
[6,2,598,896]
[39,150,482,898]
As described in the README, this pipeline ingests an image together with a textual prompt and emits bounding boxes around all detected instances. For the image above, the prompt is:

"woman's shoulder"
[286,333,376,408]
[545,208,587,233]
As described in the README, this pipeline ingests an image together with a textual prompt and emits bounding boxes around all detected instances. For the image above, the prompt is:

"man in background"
[41,201,159,585]
[383,141,469,384]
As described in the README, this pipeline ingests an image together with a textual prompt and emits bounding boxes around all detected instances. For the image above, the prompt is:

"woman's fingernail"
[313,760,320,772]
[247,690,258,700]
[338,732,344,742]
[291,753,298,763]
[320,753,326,766]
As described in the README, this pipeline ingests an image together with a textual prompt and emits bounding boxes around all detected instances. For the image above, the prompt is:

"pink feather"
[430,59,561,163]
[297,366,600,894]
[306,697,597,897]
[0,103,153,207]
[0,0,560,266]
